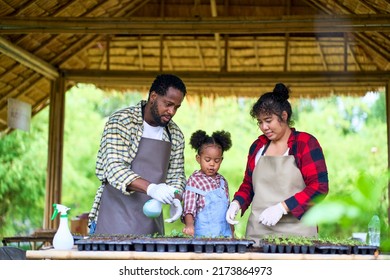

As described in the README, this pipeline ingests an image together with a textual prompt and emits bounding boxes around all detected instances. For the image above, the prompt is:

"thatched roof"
[0,0,389,133]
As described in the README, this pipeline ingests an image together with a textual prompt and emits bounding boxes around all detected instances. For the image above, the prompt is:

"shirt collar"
[193,170,221,180]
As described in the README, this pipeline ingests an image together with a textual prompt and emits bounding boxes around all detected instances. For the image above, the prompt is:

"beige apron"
[246,155,317,245]
[94,137,171,235]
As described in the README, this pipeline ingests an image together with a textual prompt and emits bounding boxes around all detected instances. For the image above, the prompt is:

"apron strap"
[186,178,225,196]
[185,185,207,196]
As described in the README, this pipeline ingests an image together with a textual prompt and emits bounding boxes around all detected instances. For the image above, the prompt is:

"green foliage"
[0,111,48,237]
[303,171,388,235]
[61,85,108,218]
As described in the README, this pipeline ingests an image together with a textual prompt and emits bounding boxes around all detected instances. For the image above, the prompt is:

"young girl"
[182,130,233,238]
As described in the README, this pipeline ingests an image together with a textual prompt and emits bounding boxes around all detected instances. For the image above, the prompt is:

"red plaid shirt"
[183,170,229,219]
[233,128,328,220]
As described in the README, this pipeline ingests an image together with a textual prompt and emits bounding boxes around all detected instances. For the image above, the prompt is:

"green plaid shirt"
[89,100,186,223]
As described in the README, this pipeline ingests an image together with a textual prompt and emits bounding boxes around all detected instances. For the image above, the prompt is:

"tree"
[0,111,48,237]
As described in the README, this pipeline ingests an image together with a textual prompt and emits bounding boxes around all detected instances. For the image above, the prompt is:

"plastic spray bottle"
[51,203,74,250]
[143,199,163,218]
[143,190,179,218]
[367,214,380,247]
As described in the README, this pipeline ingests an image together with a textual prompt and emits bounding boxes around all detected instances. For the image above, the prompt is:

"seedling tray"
[259,236,380,255]
[75,236,255,253]
[261,243,379,255]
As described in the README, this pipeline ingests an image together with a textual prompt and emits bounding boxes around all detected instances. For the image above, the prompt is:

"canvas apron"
[186,180,232,238]
[94,137,171,235]
[246,154,317,245]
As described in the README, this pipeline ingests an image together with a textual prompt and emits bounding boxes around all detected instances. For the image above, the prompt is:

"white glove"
[258,202,287,226]
[226,201,240,225]
[146,183,175,204]
[164,198,182,223]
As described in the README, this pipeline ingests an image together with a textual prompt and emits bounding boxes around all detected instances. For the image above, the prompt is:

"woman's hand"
[226,200,240,225]
[258,202,287,226]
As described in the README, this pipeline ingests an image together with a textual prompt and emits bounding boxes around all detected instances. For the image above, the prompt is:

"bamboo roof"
[0,0,390,133]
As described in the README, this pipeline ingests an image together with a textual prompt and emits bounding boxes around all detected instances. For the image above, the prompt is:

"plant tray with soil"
[75,234,255,253]
[260,236,379,255]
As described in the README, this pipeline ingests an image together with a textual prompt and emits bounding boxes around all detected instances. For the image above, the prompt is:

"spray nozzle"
[51,203,71,220]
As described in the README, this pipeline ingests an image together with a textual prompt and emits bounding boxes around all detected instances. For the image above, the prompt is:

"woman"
[226,83,328,245]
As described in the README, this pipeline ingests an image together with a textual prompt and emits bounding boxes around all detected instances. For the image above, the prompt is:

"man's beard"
[151,101,169,127]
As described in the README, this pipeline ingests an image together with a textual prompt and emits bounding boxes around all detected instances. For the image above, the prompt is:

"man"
[88,74,187,235]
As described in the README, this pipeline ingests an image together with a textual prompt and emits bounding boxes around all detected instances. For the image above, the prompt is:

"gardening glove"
[146,183,175,204]
[226,200,240,225]
[259,202,287,226]
[165,198,182,223]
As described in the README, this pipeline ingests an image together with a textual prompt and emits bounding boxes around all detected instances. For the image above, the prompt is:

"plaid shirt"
[233,128,328,220]
[89,100,186,223]
[182,170,229,219]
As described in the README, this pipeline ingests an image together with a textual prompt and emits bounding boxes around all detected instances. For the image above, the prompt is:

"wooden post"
[387,81,390,226]
[43,74,66,230]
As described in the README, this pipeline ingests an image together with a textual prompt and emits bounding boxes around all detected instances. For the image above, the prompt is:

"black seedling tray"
[75,236,255,253]
[351,245,378,255]
[262,244,317,254]
[132,238,192,253]
[191,239,254,253]
[315,245,351,254]
[261,243,379,255]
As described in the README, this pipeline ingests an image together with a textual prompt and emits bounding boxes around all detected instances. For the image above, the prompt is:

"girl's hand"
[182,226,194,236]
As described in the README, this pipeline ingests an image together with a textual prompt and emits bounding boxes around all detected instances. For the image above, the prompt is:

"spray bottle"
[51,203,74,250]
[143,190,179,218]
[143,199,163,218]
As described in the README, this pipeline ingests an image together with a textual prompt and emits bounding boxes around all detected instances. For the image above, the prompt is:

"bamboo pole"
[386,81,390,226]
[43,75,65,230]
[0,15,389,34]
[0,36,59,79]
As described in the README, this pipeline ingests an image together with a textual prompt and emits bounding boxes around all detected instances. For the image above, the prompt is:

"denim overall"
[186,180,232,238]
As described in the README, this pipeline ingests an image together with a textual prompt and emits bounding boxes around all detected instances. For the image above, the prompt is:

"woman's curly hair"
[250,83,294,126]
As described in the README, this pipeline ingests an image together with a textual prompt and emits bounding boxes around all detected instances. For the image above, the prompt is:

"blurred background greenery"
[0,84,388,250]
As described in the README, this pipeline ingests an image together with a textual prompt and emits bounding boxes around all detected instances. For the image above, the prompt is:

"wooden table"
[26,247,390,260]
[3,236,53,250]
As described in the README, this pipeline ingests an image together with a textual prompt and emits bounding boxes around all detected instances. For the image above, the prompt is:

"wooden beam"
[0,15,389,34]
[348,44,362,71]
[316,40,328,71]
[344,33,348,72]
[284,34,290,71]
[138,39,144,70]
[210,0,222,69]
[63,70,390,86]
[163,41,173,70]
[254,39,260,70]
[159,35,163,71]
[387,81,390,226]
[302,1,390,71]
[195,40,205,70]
[44,75,65,230]
[106,36,110,71]
[0,36,59,79]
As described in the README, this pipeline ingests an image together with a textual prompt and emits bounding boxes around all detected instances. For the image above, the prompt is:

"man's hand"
[164,198,183,223]
[226,200,240,225]
[258,202,287,226]
[146,183,175,204]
